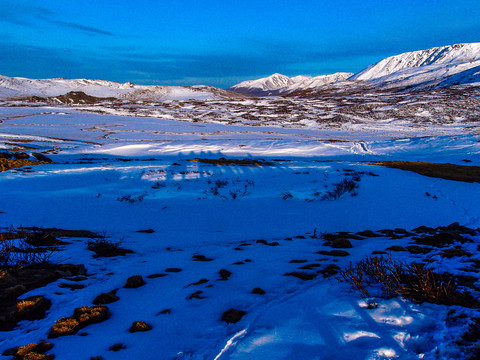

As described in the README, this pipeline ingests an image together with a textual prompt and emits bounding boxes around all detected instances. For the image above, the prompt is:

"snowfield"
[0,94,479,360]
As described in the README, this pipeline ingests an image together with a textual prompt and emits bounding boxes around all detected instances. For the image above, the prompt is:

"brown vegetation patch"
[340,256,480,308]
[0,158,51,173]
[0,264,86,330]
[3,342,54,360]
[188,157,273,166]
[377,161,480,183]
[49,306,110,338]
[86,238,133,258]
[129,320,152,333]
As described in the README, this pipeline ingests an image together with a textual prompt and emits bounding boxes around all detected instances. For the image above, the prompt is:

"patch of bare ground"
[3,342,54,360]
[188,157,273,166]
[377,161,480,183]
[49,305,110,338]
[0,264,86,330]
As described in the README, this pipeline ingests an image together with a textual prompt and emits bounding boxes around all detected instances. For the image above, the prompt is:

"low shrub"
[339,255,479,308]
[322,177,359,200]
[86,238,133,257]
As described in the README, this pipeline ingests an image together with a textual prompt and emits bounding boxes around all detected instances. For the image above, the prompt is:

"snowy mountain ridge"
[0,75,243,101]
[229,72,352,95]
[351,42,480,81]
[230,42,480,95]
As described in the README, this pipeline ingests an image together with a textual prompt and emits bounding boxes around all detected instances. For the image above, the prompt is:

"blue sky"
[1,0,479,88]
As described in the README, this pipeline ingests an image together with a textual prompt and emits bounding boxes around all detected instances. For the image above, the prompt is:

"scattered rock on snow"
[221,309,247,324]
[252,287,265,295]
[284,272,316,280]
[218,269,232,280]
[93,290,119,305]
[123,275,145,288]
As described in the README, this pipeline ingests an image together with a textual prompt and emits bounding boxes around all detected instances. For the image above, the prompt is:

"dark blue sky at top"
[1,0,479,88]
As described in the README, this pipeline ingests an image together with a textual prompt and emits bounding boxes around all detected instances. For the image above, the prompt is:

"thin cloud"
[49,20,114,36]
[0,1,114,37]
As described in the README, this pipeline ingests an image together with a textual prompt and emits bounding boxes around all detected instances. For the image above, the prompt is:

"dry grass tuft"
[49,306,110,338]
[340,255,480,308]
[377,161,480,183]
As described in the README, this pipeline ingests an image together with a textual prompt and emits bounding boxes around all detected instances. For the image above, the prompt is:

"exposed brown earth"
[377,161,480,183]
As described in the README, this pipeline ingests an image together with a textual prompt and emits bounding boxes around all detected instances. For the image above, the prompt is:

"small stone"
[331,238,353,248]
[123,276,145,288]
[93,290,119,305]
[252,287,265,295]
[221,309,247,324]
[218,269,232,280]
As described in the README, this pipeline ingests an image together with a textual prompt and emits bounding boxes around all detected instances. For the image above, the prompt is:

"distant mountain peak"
[229,72,352,96]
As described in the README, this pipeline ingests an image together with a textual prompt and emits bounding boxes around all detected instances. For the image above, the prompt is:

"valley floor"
[0,103,479,359]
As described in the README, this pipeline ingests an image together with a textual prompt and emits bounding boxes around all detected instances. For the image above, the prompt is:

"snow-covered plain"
[1,82,480,360]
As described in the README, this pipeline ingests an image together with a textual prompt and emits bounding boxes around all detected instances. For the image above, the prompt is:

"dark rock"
[284,272,316,280]
[406,246,433,254]
[331,238,353,248]
[123,276,145,289]
[109,343,126,352]
[218,269,232,280]
[93,290,119,305]
[316,250,350,257]
[136,229,155,233]
[289,259,308,263]
[386,246,407,252]
[251,287,265,295]
[187,291,206,300]
[58,283,85,290]
[165,268,182,273]
[192,254,214,261]
[187,279,209,287]
[146,273,168,279]
[221,309,247,324]
[356,230,382,238]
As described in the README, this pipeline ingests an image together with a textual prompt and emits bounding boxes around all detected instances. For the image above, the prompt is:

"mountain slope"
[350,43,480,87]
[229,72,352,96]
[0,75,244,101]
[228,73,298,95]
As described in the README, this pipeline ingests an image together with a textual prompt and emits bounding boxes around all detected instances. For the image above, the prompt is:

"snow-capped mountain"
[228,73,298,95]
[351,43,480,81]
[0,75,243,101]
[229,72,352,95]
[349,42,480,89]
[275,72,353,94]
